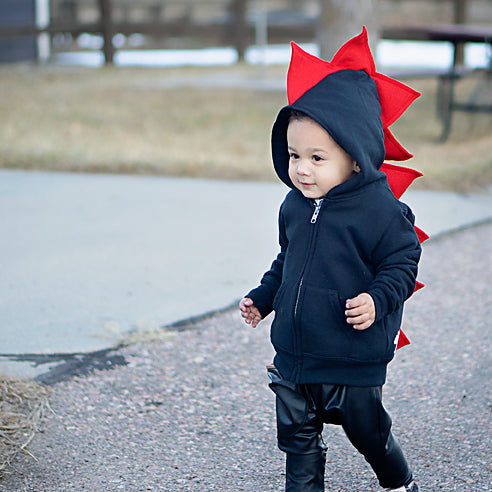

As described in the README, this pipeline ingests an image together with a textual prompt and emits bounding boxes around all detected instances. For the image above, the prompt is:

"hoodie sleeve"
[367,203,421,322]
[245,203,288,319]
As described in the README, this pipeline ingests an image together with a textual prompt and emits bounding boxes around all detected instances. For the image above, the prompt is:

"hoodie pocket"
[272,283,287,312]
[349,311,401,361]
[298,284,352,358]
[349,318,392,361]
[271,283,295,353]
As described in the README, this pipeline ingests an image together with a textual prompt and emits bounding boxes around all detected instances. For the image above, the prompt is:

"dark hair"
[288,108,310,122]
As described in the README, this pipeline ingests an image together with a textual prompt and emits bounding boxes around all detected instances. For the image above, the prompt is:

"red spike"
[398,280,426,349]
[396,330,411,349]
[373,73,421,128]
[286,29,421,163]
[380,162,423,199]
[331,26,376,74]
[384,128,414,162]
[287,29,420,128]
[415,226,430,244]
[287,42,337,104]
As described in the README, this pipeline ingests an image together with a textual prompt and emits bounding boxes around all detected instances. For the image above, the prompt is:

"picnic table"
[382,24,492,141]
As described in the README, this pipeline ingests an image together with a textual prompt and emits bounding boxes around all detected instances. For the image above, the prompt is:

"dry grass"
[102,319,177,345]
[1,64,491,192]
[391,75,492,191]
[0,64,282,182]
[0,377,52,477]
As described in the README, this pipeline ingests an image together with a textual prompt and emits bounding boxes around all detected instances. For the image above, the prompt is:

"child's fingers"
[239,297,253,312]
[345,305,366,317]
[239,300,261,328]
[347,312,368,323]
[346,294,375,331]
[241,309,255,320]
[345,294,367,309]
[346,309,372,329]
[346,294,375,323]
[249,308,261,328]
[351,319,373,331]
[244,314,260,328]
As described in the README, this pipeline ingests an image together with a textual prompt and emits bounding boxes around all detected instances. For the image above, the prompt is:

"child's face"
[287,117,356,199]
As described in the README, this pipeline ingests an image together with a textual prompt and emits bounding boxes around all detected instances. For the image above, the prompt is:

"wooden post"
[99,0,114,65]
[231,0,247,62]
[453,0,466,66]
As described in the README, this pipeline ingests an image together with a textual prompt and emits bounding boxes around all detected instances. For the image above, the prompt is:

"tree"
[317,0,381,60]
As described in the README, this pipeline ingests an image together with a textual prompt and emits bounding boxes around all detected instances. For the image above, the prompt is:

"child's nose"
[297,160,310,176]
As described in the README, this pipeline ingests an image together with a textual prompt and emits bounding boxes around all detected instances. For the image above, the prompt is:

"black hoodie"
[246,69,421,386]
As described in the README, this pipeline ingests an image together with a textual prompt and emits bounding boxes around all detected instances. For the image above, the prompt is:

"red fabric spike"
[331,26,376,74]
[396,330,411,349]
[287,43,337,104]
[383,128,413,161]
[287,27,375,104]
[380,162,423,199]
[398,281,426,350]
[286,28,421,161]
[373,73,421,128]
[414,226,430,244]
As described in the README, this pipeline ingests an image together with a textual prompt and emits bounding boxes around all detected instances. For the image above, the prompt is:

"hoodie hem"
[274,351,389,387]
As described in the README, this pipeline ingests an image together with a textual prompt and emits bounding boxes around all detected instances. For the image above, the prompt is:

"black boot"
[285,450,326,492]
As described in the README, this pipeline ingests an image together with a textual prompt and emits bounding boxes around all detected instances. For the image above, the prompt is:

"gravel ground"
[1,221,491,491]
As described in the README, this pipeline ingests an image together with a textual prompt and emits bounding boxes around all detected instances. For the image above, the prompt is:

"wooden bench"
[382,24,492,141]
[386,66,491,142]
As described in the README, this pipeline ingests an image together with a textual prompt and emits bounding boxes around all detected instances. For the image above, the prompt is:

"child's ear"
[353,161,361,173]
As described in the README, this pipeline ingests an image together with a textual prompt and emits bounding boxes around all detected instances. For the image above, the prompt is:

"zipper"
[297,200,322,317]
[292,198,323,380]
[294,277,303,317]
[293,275,304,381]
[310,200,322,224]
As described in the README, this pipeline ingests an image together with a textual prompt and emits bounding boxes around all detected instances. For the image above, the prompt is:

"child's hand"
[345,293,375,331]
[239,298,262,328]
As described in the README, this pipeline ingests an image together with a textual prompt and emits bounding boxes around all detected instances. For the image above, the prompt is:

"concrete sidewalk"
[1,169,492,379]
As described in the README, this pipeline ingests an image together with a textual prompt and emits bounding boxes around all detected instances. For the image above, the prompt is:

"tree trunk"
[317,0,381,60]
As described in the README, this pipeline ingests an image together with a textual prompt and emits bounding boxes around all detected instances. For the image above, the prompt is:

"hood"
[271,69,385,195]
[270,28,421,197]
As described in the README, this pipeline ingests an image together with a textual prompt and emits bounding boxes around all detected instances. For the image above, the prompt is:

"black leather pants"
[267,367,413,491]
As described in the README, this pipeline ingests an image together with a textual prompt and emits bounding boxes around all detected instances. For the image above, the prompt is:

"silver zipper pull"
[310,200,322,224]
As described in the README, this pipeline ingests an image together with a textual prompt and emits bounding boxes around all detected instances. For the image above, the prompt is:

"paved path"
[1,170,492,379]
[1,221,491,490]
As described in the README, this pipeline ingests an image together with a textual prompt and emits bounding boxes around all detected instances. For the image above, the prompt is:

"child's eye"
[312,155,323,162]
[289,152,299,160]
